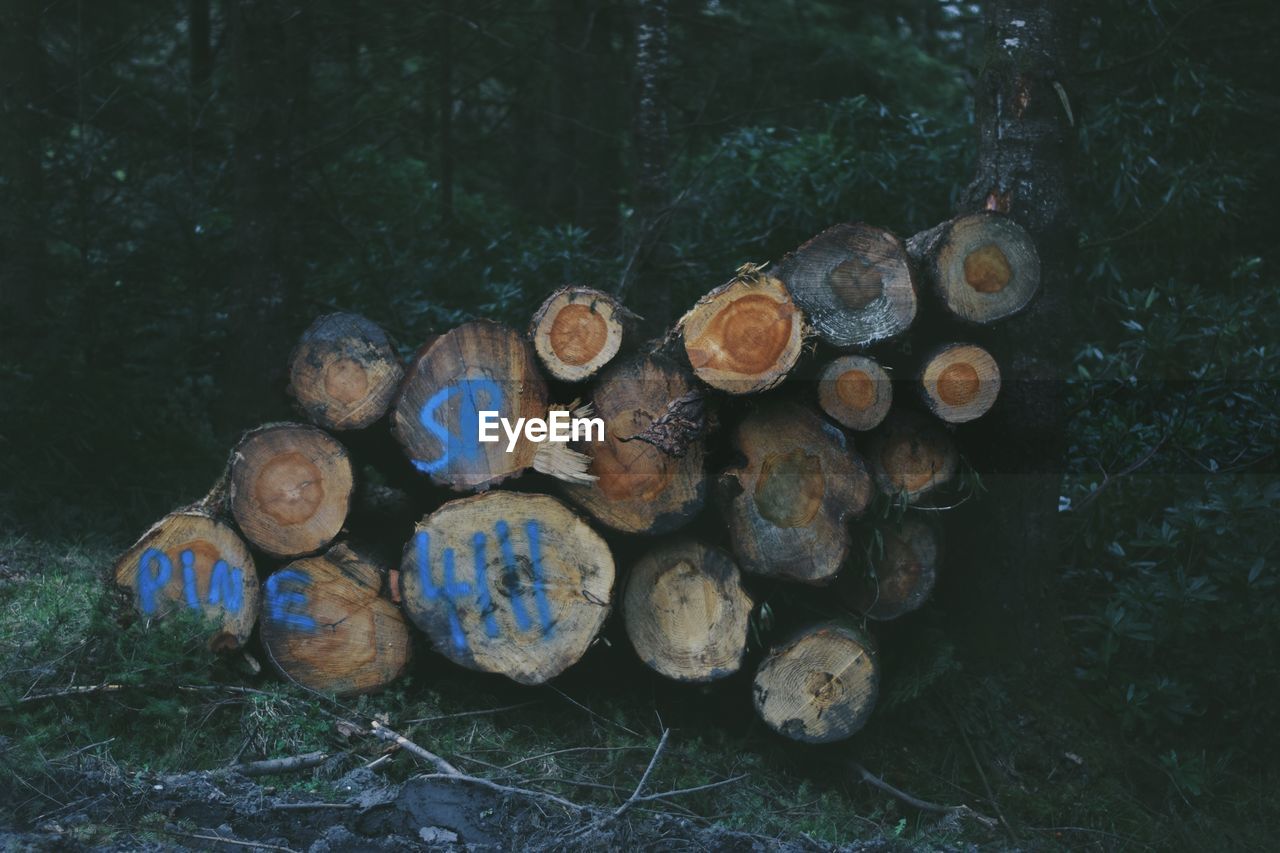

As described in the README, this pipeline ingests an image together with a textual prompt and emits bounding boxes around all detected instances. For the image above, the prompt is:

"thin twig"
[369,721,460,776]
[1070,434,1166,513]
[17,683,123,704]
[850,761,997,830]
[412,772,584,813]
[271,802,358,812]
[405,701,538,724]
[156,828,299,853]
[625,774,748,806]
[613,728,670,820]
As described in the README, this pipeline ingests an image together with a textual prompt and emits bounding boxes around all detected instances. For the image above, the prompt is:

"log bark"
[228,423,354,558]
[260,543,410,696]
[774,224,917,348]
[719,403,872,584]
[907,212,1040,324]
[817,355,893,431]
[919,343,1001,423]
[752,623,879,743]
[622,539,752,682]
[841,517,940,621]
[677,271,804,394]
[951,0,1079,662]
[561,355,706,534]
[287,313,404,431]
[865,410,959,504]
[399,491,615,685]
[113,510,260,651]
[529,286,631,382]
[390,320,549,491]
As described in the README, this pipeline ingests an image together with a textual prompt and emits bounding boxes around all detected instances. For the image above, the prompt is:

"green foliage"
[1062,0,1280,792]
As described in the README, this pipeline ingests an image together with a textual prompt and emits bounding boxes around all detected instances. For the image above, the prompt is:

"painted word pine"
[112,511,261,650]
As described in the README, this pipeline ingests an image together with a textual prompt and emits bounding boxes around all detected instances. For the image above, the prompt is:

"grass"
[1,533,1275,850]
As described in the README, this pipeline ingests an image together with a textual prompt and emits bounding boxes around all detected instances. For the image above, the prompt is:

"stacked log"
[260,543,411,696]
[112,210,1038,743]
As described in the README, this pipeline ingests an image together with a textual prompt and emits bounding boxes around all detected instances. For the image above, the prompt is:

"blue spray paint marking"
[411,378,504,475]
[207,560,244,613]
[472,533,500,639]
[441,549,470,651]
[411,520,555,651]
[415,531,441,598]
[265,570,316,632]
[524,521,555,638]
[495,520,533,633]
[137,548,172,615]
[180,550,200,610]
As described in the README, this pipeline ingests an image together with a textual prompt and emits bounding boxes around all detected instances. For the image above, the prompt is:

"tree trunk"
[218,0,310,434]
[817,355,893,432]
[950,0,1080,663]
[618,0,672,329]
[260,543,411,696]
[622,539,753,682]
[678,271,805,395]
[189,0,212,93]
[840,516,941,621]
[753,623,879,744]
[0,0,47,348]
[399,491,615,685]
[529,286,632,383]
[906,211,1040,323]
[438,0,455,225]
[918,343,1002,423]
[719,403,872,585]
[287,313,404,431]
[560,354,707,535]
[227,423,354,558]
[391,321,551,492]
[865,409,959,504]
[775,224,918,348]
[113,509,261,652]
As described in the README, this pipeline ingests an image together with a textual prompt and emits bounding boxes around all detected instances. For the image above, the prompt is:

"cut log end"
[561,355,706,535]
[721,403,872,584]
[679,273,803,394]
[229,423,353,558]
[623,540,753,682]
[391,320,549,492]
[775,224,917,348]
[260,543,411,696]
[288,313,404,431]
[753,623,879,743]
[842,518,940,621]
[921,343,1001,423]
[866,410,959,503]
[399,491,615,685]
[530,287,628,382]
[113,511,260,651]
[818,355,893,431]
[909,212,1040,323]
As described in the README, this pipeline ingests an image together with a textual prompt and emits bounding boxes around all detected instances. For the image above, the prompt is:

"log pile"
[112,212,1040,741]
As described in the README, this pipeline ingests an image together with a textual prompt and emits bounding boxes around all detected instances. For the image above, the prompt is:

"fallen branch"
[223,751,331,778]
[850,761,996,830]
[369,720,460,776]
[369,721,584,813]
